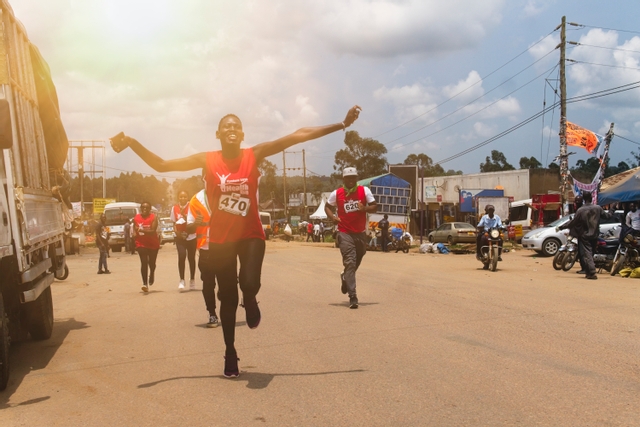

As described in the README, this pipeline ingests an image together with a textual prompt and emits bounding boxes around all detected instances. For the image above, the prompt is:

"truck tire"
[25,286,53,341]
[54,264,69,281]
[0,293,9,391]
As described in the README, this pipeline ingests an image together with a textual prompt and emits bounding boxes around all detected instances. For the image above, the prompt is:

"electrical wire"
[577,24,640,36]
[371,28,560,140]
[434,80,640,165]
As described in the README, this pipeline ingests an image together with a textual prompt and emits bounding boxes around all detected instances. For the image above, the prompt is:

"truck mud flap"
[21,272,54,304]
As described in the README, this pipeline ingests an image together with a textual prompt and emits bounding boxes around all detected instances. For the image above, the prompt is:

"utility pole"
[558,16,569,212]
[282,151,288,219]
[302,149,307,219]
[67,140,107,215]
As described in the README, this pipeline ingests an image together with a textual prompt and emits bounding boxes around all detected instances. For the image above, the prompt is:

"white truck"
[0,1,70,390]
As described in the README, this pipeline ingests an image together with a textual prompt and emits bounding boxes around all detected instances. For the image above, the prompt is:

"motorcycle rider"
[476,204,503,261]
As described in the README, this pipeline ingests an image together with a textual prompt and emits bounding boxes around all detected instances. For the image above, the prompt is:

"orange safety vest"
[188,190,211,250]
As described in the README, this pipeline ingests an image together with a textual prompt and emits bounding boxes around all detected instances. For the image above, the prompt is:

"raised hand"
[110,132,130,153]
[343,105,362,128]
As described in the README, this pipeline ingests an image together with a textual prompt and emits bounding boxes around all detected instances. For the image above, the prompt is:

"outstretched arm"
[253,105,361,161]
[110,133,207,173]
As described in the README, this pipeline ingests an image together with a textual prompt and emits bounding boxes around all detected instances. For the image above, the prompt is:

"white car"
[521,213,621,257]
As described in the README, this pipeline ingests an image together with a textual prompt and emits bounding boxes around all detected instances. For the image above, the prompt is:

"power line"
[434,80,640,165]
[615,134,640,146]
[567,59,640,71]
[577,24,640,36]
[370,28,560,140]
[568,41,640,55]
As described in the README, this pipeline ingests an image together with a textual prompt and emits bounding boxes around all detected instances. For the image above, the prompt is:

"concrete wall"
[420,169,560,205]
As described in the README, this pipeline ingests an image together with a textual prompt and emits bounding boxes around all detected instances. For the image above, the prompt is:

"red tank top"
[204,148,264,243]
[134,213,160,249]
[335,186,367,234]
[172,204,188,233]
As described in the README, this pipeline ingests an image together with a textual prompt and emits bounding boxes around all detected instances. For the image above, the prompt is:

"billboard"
[459,189,504,213]
[93,198,117,214]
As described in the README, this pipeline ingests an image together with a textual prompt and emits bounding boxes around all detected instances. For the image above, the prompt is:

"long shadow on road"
[138,369,366,390]
[0,317,89,409]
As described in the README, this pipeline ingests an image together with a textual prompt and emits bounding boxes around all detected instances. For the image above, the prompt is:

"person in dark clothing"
[95,213,111,274]
[559,191,608,280]
[124,220,132,254]
[378,214,390,252]
[570,195,588,274]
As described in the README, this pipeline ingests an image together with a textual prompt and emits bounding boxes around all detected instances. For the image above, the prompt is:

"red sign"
[436,195,442,202]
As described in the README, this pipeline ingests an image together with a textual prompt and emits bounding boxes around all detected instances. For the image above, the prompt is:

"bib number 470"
[219,193,250,216]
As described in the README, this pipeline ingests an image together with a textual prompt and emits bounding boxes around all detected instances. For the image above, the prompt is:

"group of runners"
[109,105,375,378]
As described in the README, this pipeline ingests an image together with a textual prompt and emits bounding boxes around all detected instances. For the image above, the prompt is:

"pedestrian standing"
[559,191,608,280]
[378,214,390,252]
[172,190,197,290]
[625,203,640,234]
[325,167,377,309]
[95,213,111,274]
[134,202,160,292]
[306,221,313,242]
[111,105,361,378]
[187,188,219,328]
[124,219,131,254]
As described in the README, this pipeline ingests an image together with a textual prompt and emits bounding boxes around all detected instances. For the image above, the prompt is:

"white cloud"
[442,71,484,104]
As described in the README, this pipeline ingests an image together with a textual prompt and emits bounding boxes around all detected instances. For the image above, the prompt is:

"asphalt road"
[0,240,638,426]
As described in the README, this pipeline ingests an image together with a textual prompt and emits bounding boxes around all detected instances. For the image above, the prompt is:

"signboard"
[93,198,116,214]
[290,215,301,227]
[71,202,82,218]
[459,189,505,213]
[436,195,442,202]
[425,186,437,199]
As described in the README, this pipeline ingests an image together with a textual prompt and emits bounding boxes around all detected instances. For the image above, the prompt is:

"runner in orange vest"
[187,188,218,328]
[171,190,197,290]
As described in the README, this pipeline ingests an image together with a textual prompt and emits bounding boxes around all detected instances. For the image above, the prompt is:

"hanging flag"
[566,121,599,153]
[572,175,600,205]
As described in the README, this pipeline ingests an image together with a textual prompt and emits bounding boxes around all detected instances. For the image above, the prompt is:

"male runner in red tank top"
[325,167,377,309]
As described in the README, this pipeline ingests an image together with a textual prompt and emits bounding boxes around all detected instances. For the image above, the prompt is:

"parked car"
[521,213,621,257]
[159,217,175,245]
[427,222,476,244]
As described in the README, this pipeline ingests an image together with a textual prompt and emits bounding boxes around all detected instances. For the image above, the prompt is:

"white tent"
[309,198,328,219]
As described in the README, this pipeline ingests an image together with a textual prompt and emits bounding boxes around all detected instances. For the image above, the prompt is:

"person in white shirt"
[625,203,640,232]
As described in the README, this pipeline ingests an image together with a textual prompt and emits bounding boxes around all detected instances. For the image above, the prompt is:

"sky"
[8,0,640,182]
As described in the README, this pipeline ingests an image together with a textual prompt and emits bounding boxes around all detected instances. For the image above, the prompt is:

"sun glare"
[102,0,173,42]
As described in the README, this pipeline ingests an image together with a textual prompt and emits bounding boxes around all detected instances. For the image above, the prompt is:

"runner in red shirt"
[325,167,377,309]
[110,105,361,378]
[133,201,160,293]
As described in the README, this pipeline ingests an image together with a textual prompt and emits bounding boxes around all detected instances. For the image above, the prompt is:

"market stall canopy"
[357,173,411,189]
[598,167,640,205]
[309,198,327,219]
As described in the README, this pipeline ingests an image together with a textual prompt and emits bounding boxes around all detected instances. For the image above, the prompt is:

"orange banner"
[566,121,598,153]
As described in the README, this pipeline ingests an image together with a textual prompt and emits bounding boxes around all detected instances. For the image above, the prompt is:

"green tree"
[480,150,515,172]
[519,156,542,169]
[258,158,278,203]
[332,131,387,182]
[606,161,630,177]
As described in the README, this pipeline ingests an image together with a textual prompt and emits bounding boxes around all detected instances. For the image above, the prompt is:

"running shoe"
[97,270,104,274]
[178,279,185,289]
[141,284,149,292]
[340,272,347,294]
[104,270,111,274]
[207,314,219,328]
[224,353,240,378]
[189,279,196,290]
[242,297,261,329]
[349,295,359,309]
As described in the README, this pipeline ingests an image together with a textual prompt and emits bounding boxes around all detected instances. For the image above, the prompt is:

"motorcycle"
[553,230,572,270]
[388,227,411,253]
[558,234,578,271]
[610,224,640,276]
[478,226,505,271]
[562,234,619,272]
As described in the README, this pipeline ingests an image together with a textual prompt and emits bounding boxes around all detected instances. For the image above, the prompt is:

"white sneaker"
[141,284,149,293]
[189,279,196,290]
[178,279,185,289]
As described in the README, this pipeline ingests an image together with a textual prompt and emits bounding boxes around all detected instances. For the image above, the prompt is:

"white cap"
[343,167,358,177]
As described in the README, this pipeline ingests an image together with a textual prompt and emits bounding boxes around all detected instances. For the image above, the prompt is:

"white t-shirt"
[626,210,640,230]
